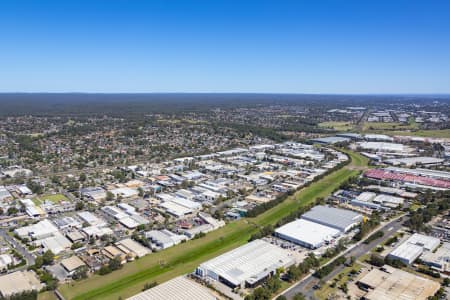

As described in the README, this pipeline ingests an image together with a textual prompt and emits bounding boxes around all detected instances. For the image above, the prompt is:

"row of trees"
[31,250,54,269]
[313,256,346,279]
[244,274,283,300]
[405,192,449,232]
[0,291,37,300]
[243,255,321,299]
[285,253,320,282]
[353,211,381,241]
[368,253,406,268]
[98,256,123,275]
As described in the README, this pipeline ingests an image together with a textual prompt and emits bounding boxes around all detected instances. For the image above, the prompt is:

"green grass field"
[33,193,69,205]
[38,292,57,300]
[381,128,450,138]
[318,121,355,131]
[359,119,450,138]
[61,151,367,300]
[362,121,419,132]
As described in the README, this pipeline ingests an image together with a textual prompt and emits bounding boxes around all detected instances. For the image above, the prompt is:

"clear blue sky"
[1,0,450,93]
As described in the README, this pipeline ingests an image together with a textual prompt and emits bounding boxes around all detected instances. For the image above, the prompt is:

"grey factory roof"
[311,136,350,144]
[385,156,445,166]
[127,276,216,300]
[336,133,363,139]
[197,239,294,287]
[301,205,362,232]
[385,167,450,181]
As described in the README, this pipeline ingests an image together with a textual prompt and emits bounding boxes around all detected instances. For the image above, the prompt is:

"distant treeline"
[0,93,448,117]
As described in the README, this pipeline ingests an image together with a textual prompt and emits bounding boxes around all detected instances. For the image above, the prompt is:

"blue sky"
[1,0,450,93]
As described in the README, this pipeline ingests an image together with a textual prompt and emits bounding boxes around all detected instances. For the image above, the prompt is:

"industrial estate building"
[387,233,440,265]
[195,239,294,288]
[0,271,42,298]
[421,242,450,273]
[275,219,340,249]
[365,168,450,190]
[357,268,441,300]
[127,276,217,300]
[385,156,445,167]
[357,142,413,153]
[301,205,362,232]
[311,136,350,145]
[353,192,405,209]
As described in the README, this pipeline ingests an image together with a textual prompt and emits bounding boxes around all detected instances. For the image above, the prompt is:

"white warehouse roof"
[356,192,377,202]
[388,242,423,265]
[358,142,411,152]
[14,219,59,240]
[407,233,440,251]
[197,239,294,288]
[168,197,201,210]
[275,219,341,249]
[77,211,106,227]
[159,201,192,217]
[373,194,404,207]
[388,233,440,264]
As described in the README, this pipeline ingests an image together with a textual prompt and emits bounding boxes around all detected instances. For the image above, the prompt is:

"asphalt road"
[281,214,407,300]
[0,227,35,267]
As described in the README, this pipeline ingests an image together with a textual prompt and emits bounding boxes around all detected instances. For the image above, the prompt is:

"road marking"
[387,227,393,231]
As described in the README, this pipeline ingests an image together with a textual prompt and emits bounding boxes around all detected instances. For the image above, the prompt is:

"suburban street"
[0,227,35,267]
[280,214,408,300]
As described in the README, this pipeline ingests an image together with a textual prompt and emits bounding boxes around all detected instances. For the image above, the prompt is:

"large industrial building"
[357,142,413,153]
[357,268,440,300]
[0,271,42,298]
[196,239,294,288]
[385,156,445,167]
[365,168,450,189]
[275,219,340,249]
[311,136,350,145]
[127,276,217,300]
[301,205,362,232]
[388,233,440,265]
[421,242,450,273]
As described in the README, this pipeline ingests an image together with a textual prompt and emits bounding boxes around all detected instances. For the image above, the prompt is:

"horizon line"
[1,92,450,96]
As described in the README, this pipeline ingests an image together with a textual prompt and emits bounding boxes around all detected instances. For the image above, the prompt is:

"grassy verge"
[38,292,57,300]
[61,151,367,300]
[362,122,418,132]
[339,148,369,168]
[314,263,363,300]
[34,193,69,205]
[380,129,450,138]
[318,121,355,131]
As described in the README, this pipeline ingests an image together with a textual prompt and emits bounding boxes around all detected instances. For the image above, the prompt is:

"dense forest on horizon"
[0,93,449,117]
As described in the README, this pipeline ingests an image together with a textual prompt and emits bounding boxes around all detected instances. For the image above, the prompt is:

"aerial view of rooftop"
[0,1,449,300]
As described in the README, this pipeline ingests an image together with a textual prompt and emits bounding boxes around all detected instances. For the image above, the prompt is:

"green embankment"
[380,128,450,138]
[61,150,367,300]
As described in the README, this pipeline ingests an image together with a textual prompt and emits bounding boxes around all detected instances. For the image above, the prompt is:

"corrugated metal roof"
[275,219,340,248]
[127,276,216,300]
[301,205,362,232]
[198,239,293,287]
